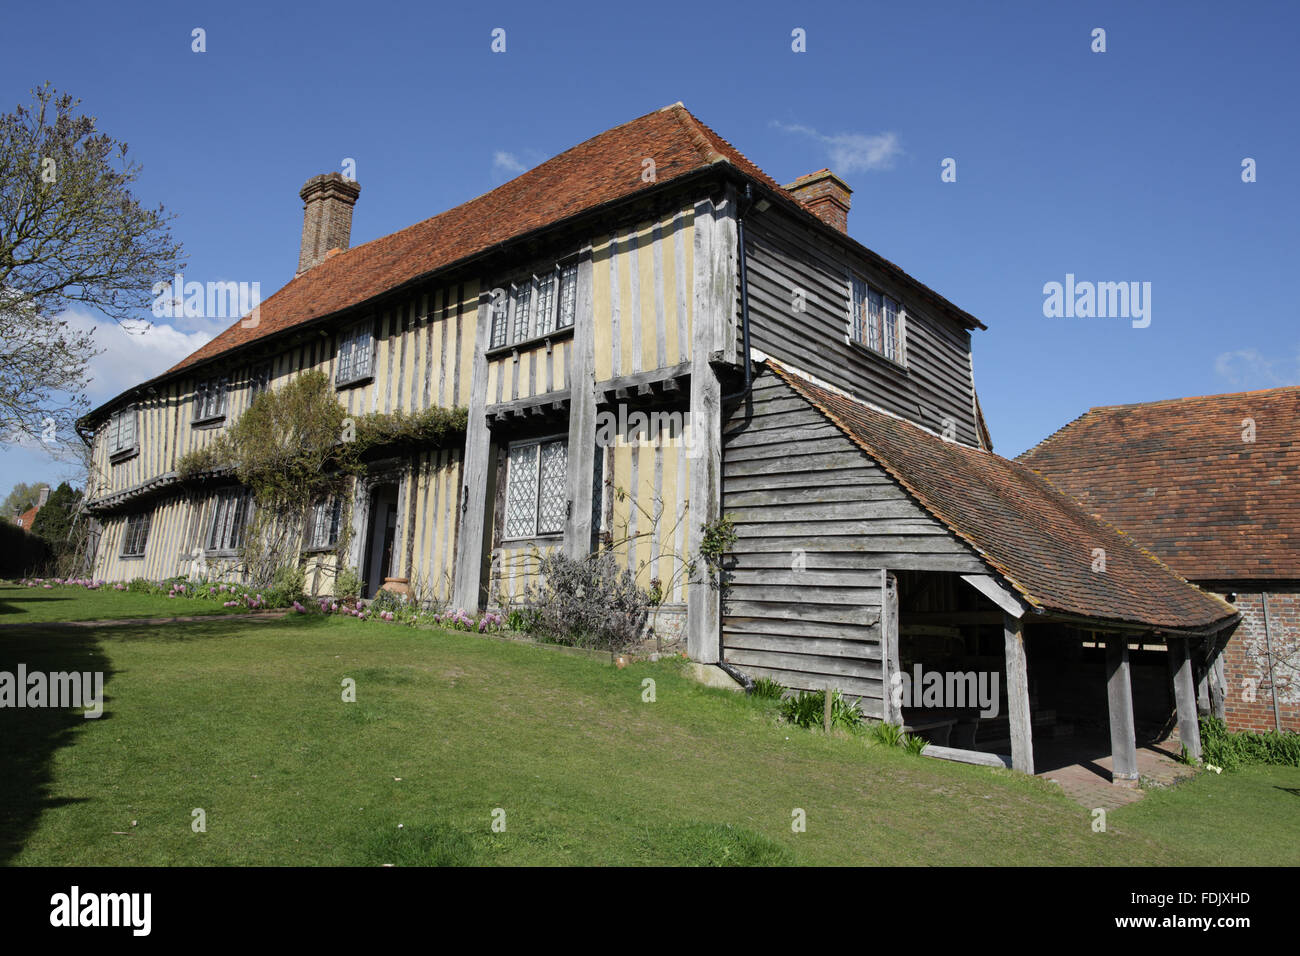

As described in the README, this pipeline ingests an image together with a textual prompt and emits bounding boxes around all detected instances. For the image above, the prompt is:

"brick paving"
[1037,733,1197,809]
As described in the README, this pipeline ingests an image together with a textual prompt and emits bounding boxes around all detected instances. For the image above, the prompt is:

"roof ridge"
[1088,383,1300,412]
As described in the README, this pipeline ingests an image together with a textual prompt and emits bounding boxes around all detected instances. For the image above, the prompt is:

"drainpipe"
[721,183,756,405]
[1262,593,1282,732]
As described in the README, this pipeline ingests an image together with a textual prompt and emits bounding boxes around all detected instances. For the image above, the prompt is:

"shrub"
[126,577,156,593]
[271,563,307,600]
[505,607,539,632]
[1199,717,1300,771]
[869,721,904,748]
[750,677,785,700]
[779,689,861,730]
[901,734,929,756]
[523,551,651,652]
[333,566,363,601]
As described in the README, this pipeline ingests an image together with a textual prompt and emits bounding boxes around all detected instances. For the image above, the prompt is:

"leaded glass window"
[503,437,567,539]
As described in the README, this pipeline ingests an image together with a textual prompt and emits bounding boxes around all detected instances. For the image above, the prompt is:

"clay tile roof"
[164,103,780,379]
[1018,386,1300,582]
[768,361,1237,632]
[16,505,39,530]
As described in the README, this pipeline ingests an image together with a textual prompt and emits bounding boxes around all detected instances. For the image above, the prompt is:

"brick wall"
[1219,588,1300,732]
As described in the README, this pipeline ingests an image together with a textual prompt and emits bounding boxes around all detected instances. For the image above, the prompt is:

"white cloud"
[1213,346,1300,389]
[492,151,528,177]
[771,121,903,173]
[63,310,214,405]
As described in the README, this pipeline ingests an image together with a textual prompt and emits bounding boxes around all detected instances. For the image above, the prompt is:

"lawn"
[0,582,262,624]
[1,600,1297,866]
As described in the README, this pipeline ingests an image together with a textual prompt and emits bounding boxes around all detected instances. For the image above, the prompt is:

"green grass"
[1,591,1297,866]
[0,583,259,623]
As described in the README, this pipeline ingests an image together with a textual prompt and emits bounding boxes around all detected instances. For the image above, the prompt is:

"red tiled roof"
[1018,386,1300,582]
[768,362,1237,632]
[15,505,39,530]
[165,103,780,378]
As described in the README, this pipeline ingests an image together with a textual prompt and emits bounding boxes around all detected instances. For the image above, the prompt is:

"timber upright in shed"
[1167,637,1203,763]
[1105,636,1139,785]
[1003,613,1034,774]
[880,570,901,724]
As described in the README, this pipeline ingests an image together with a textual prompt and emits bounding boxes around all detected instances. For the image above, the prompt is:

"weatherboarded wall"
[720,372,986,715]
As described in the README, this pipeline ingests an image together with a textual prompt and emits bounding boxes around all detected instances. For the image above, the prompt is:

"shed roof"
[768,362,1237,632]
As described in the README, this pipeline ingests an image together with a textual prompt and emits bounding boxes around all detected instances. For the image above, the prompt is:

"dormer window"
[490,259,578,349]
[335,321,375,387]
[193,376,229,425]
[850,274,905,365]
[108,406,138,461]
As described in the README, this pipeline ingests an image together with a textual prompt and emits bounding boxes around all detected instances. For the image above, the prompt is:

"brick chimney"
[782,169,852,233]
[297,173,361,275]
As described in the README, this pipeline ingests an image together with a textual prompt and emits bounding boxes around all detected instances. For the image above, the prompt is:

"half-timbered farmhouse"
[78,103,1239,778]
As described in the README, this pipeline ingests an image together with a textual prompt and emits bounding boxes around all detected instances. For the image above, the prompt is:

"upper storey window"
[850,274,905,365]
[108,406,137,461]
[490,260,579,350]
[336,321,375,387]
[193,376,229,424]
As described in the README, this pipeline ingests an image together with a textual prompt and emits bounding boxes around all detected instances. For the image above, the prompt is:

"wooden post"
[564,247,597,560]
[879,570,900,724]
[1207,636,1227,722]
[452,288,494,612]
[1105,636,1139,784]
[685,194,732,664]
[824,685,833,733]
[1168,637,1202,762]
[1003,613,1034,774]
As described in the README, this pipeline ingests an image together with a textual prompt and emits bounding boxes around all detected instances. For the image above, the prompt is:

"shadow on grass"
[0,627,114,865]
[0,593,74,617]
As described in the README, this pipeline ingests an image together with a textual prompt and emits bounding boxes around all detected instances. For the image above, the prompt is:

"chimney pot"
[297,172,361,275]
[782,168,852,233]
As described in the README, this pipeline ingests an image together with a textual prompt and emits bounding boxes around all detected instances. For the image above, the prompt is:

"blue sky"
[3,0,1297,496]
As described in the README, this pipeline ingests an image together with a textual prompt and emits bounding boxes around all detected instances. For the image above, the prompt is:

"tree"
[2,481,42,517]
[29,480,80,544]
[0,84,185,446]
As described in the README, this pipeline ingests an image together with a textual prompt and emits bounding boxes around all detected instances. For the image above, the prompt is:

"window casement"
[121,511,152,557]
[335,320,375,387]
[490,259,579,350]
[193,375,229,424]
[849,274,905,365]
[305,496,343,551]
[108,406,138,460]
[503,436,568,539]
[206,488,252,553]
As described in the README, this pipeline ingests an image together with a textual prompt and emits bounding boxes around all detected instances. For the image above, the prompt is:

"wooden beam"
[1168,637,1203,763]
[1003,613,1034,774]
[879,569,900,724]
[564,247,597,560]
[961,573,1027,619]
[921,745,1013,769]
[1105,636,1139,784]
[686,194,729,664]
[1207,636,1227,722]
[452,288,494,612]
